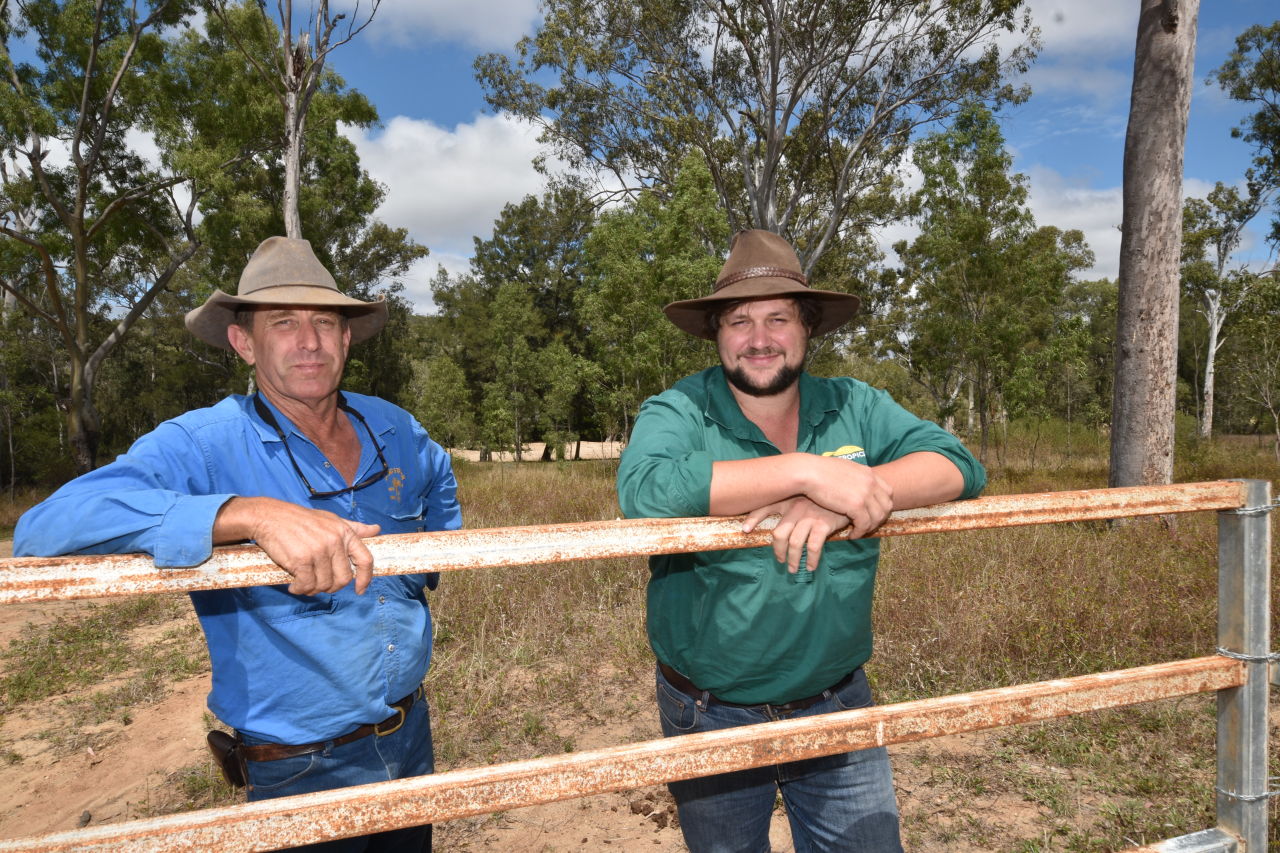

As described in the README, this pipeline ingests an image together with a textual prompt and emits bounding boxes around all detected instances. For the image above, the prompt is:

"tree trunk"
[1199,292,1224,439]
[1109,0,1198,488]
[283,87,304,240]
[67,355,101,474]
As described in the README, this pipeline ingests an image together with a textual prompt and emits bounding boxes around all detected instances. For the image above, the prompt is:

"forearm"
[15,481,231,566]
[212,495,279,544]
[710,450,964,517]
[708,453,818,515]
[873,451,965,510]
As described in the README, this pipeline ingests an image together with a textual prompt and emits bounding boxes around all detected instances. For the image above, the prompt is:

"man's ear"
[226,322,255,366]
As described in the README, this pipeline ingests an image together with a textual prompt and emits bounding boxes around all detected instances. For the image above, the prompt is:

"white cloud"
[341,0,540,50]
[342,112,555,311]
[1020,0,1138,57]
[1005,0,1138,107]
[1026,166,1122,279]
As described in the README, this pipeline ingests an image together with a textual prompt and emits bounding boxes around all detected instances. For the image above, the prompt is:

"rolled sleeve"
[618,395,714,519]
[153,493,237,566]
[860,385,986,499]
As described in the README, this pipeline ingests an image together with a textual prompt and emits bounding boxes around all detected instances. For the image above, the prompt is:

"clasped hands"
[741,458,893,574]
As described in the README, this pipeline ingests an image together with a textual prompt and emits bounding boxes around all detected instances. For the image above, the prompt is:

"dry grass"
[0,487,46,540]
[426,439,1280,851]
[426,460,654,766]
[3,433,1278,850]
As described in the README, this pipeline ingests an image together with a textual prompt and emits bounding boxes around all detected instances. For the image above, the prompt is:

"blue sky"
[321,1,1278,313]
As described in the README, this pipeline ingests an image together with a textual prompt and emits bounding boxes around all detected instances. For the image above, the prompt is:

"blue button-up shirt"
[15,392,462,744]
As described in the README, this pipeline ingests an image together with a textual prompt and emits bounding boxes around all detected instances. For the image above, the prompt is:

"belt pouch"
[206,730,248,789]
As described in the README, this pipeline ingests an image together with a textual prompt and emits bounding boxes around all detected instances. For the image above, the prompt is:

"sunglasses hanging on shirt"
[252,393,390,499]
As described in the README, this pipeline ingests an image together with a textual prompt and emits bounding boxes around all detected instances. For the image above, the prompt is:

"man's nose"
[297,320,321,349]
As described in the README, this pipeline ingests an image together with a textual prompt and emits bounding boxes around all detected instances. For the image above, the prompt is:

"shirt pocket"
[363,496,428,535]
[694,548,765,584]
[234,585,337,623]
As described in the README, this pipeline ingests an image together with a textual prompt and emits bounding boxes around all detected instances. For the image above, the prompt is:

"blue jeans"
[657,665,903,853]
[241,692,434,852]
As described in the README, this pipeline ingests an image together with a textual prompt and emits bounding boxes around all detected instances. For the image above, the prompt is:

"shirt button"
[323,461,331,468]
[378,596,386,604]
[387,644,396,653]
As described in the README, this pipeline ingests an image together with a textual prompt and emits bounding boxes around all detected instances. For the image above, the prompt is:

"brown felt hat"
[185,237,388,350]
[663,229,860,340]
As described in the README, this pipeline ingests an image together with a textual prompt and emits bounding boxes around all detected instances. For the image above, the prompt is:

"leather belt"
[238,685,424,762]
[658,662,857,714]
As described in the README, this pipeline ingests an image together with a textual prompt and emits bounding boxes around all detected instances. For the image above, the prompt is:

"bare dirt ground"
[0,589,1042,852]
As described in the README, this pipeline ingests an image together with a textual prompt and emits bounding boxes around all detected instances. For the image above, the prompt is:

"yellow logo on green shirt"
[822,445,866,461]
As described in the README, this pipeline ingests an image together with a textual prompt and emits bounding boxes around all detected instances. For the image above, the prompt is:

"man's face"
[715,298,808,397]
[227,306,350,408]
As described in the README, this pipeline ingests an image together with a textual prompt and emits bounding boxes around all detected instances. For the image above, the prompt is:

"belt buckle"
[374,705,407,737]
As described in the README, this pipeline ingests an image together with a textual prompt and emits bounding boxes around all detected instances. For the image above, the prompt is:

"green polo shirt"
[617,366,985,705]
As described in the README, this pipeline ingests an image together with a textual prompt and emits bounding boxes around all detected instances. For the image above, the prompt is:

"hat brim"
[663,278,860,340]
[185,285,389,351]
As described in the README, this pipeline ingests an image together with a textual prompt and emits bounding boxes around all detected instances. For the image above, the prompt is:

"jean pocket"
[830,669,874,712]
[245,751,322,794]
[656,679,700,733]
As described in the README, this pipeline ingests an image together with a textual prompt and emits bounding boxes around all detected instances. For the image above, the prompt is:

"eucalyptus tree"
[204,0,380,240]
[895,103,1092,454]
[1180,180,1268,438]
[1222,277,1280,460]
[1109,0,1199,488]
[1213,20,1280,239]
[478,0,1036,272]
[433,183,596,452]
[578,154,727,438]
[0,0,238,472]
[406,354,475,452]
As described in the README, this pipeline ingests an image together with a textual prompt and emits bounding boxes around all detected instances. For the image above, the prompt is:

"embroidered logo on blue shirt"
[387,467,405,501]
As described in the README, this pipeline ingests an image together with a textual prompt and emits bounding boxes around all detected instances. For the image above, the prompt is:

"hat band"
[715,266,808,291]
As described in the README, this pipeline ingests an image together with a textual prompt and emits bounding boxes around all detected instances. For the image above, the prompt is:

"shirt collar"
[248,392,395,444]
[703,367,838,449]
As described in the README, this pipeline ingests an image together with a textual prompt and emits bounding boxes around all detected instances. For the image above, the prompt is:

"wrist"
[213,495,263,545]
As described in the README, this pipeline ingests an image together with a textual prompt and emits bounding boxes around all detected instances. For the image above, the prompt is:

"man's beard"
[723,354,804,397]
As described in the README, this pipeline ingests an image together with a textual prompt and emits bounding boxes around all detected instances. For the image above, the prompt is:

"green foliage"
[1178,182,1268,437]
[578,154,726,437]
[0,0,219,470]
[1213,21,1280,242]
[407,355,476,451]
[432,182,598,454]
[478,0,1036,270]
[0,3,422,480]
[1218,276,1280,455]
[895,103,1094,454]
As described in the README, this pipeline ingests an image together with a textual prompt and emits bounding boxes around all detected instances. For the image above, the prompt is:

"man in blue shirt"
[15,237,460,852]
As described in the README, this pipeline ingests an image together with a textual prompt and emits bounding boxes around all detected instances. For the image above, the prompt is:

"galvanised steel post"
[1216,479,1272,850]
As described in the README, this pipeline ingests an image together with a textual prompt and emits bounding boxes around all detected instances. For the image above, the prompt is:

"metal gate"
[0,480,1271,851]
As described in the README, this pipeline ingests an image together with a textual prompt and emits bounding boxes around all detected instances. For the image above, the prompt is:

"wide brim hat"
[663,229,859,340]
[185,236,388,350]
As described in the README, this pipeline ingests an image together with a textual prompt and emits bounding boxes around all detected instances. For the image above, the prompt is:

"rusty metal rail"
[0,480,1248,604]
[0,656,1244,852]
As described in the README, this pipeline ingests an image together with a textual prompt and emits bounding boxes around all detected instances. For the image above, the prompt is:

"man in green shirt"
[617,229,986,853]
